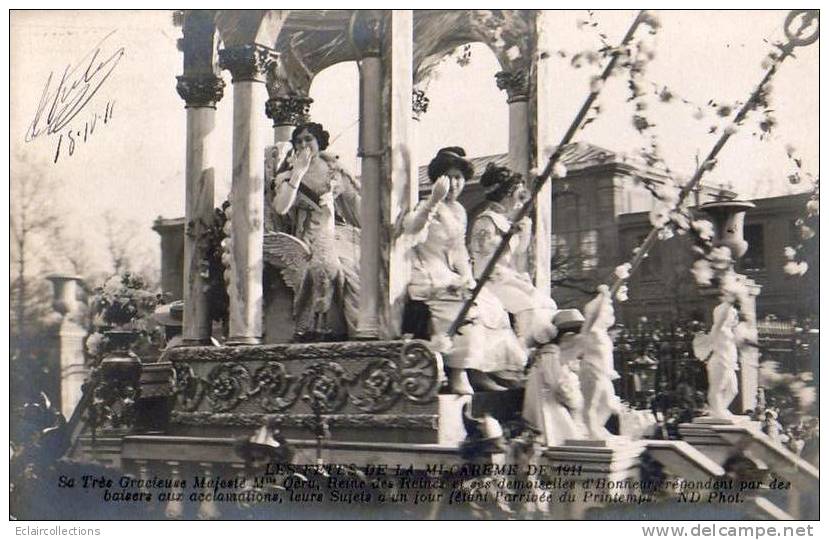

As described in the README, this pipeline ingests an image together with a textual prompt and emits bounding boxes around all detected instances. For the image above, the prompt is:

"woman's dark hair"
[291,122,330,151]
[427,146,474,182]
[480,162,524,202]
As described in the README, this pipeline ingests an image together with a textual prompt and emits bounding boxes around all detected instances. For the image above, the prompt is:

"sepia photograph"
[8,8,820,524]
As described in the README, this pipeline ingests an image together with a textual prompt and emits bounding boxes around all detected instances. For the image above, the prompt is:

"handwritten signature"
[25,30,124,142]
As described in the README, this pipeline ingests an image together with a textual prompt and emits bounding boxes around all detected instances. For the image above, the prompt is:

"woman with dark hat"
[402,147,526,395]
[271,121,361,341]
[469,163,558,350]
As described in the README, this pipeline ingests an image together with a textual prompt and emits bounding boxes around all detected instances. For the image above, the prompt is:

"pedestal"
[678,415,760,467]
[58,318,88,419]
[543,438,645,518]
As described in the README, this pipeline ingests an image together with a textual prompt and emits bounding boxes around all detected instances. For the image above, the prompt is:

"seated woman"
[401,147,526,395]
[468,163,558,349]
[271,122,361,341]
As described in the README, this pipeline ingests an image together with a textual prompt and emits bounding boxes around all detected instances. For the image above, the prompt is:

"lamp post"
[630,353,659,409]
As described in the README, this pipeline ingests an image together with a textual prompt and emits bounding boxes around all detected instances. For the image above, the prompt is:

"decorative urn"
[699,200,756,259]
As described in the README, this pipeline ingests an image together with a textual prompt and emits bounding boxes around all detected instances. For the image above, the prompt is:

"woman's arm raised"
[272,148,313,215]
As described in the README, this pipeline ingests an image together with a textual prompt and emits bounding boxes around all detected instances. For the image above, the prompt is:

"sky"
[9,10,819,276]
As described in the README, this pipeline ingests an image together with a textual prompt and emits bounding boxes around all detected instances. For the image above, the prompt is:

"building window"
[581,230,598,271]
[635,234,662,279]
[742,223,765,271]
[551,229,599,273]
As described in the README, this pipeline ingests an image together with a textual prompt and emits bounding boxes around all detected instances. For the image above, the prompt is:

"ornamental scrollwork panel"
[169,341,440,416]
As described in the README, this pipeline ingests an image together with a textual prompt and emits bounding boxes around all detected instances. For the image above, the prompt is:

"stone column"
[47,274,87,419]
[351,10,416,338]
[218,44,277,345]
[496,17,553,295]
[531,11,554,296]
[738,276,762,413]
[351,10,385,338]
[176,74,225,344]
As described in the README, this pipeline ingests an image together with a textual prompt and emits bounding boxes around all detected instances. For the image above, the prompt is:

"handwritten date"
[25,29,124,161]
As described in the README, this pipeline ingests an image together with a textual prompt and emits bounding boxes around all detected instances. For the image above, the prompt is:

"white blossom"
[691,259,713,286]
[783,246,797,260]
[649,203,671,228]
[720,271,749,302]
[692,220,715,241]
[614,263,632,280]
[552,162,568,179]
[795,384,816,410]
[800,225,815,240]
[670,210,690,230]
[657,227,674,241]
[708,246,733,270]
[506,45,521,61]
[86,332,106,357]
[806,199,819,215]
[615,285,629,302]
[655,182,679,204]
[784,261,808,276]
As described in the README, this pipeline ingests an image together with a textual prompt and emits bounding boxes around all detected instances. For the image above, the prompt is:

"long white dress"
[403,200,526,373]
[468,203,557,347]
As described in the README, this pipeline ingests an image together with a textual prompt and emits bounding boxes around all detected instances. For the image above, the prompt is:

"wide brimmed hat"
[153,300,184,327]
[554,309,585,333]
[427,146,475,181]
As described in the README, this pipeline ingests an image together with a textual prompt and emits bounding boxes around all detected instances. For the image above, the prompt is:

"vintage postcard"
[9,8,820,524]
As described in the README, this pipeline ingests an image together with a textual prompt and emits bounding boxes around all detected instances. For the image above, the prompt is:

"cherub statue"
[694,291,741,419]
[578,285,623,440]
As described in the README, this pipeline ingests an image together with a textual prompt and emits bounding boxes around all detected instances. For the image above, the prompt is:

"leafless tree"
[10,157,60,349]
[100,210,160,289]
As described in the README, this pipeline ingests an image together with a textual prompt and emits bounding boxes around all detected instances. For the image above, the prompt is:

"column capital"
[495,68,530,103]
[176,74,225,108]
[218,44,278,83]
[265,95,313,127]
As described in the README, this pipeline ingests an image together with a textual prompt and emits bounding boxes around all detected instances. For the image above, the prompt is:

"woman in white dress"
[401,147,526,394]
[468,163,558,350]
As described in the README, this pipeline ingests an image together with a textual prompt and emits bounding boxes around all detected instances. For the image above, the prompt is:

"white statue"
[579,285,623,440]
[694,292,741,419]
